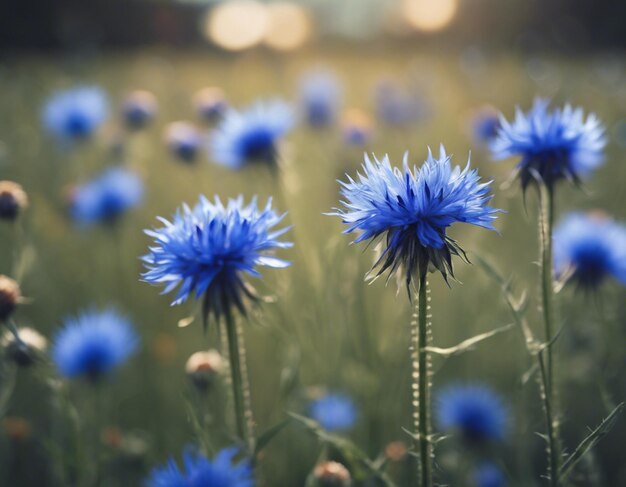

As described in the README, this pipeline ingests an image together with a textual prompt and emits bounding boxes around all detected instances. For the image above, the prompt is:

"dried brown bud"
[2,417,31,442]
[0,276,20,322]
[313,461,351,487]
[2,326,47,367]
[384,441,408,461]
[185,350,224,391]
[0,181,28,221]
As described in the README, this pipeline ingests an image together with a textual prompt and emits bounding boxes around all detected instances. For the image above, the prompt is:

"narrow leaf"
[254,419,291,458]
[559,402,624,481]
[424,323,514,357]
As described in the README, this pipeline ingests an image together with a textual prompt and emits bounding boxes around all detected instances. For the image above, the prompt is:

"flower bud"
[313,461,351,487]
[164,121,201,162]
[2,326,47,367]
[185,350,224,391]
[0,276,20,322]
[122,90,157,129]
[341,109,373,147]
[0,181,28,221]
[194,87,228,123]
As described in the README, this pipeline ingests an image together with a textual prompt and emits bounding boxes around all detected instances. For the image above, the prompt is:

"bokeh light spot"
[205,0,270,51]
[403,0,458,33]
[264,3,312,52]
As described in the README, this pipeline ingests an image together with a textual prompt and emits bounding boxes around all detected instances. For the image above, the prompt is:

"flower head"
[210,100,293,169]
[310,393,357,432]
[122,90,157,129]
[42,86,108,141]
[472,463,506,487]
[70,167,144,225]
[165,122,202,162]
[146,448,253,487]
[436,384,508,443]
[491,99,606,190]
[185,350,224,391]
[332,147,499,287]
[141,196,291,321]
[298,70,342,127]
[553,212,626,289]
[52,308,139,380]
[0,181,28,221]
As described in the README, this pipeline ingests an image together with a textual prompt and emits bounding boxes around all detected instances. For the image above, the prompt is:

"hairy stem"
[224,311,253,450]
[539,187,561,486]
[411,274,433,487]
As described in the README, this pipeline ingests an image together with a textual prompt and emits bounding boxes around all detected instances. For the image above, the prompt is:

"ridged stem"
[224,311,253,450]
[538,186,561,486]
[411,274,433,487]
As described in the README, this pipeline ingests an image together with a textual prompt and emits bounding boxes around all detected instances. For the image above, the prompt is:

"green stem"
[411,274,433,487]
[224,311,251,449]
[539,187,561,486]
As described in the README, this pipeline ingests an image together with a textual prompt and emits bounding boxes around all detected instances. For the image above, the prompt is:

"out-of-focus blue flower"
[491,99,606,190]
[436,384,508,443]
[194,87,229,123]
[472,463,506,487]
[331,147,499,286]
[341,109,373,147]
[43,86,108,141]
[298,70,342,127]
[165,122,202,162]
[471,106,501,145]
[52,308,138,380]
[310,393,357,432]
[553,212,626,289]
[373,80,430,126]
[146,448,253,487]
[141,196,291,320]
[122,90,157,129]
[210,100,293,169]
[70,167,144,225]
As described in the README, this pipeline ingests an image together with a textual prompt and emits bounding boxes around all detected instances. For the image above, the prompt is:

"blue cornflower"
[298,70,342,127]
[310,393,357,432]
[373,80,429,126]
[472,463,506,487]
[491,99,606,190]
[553,212,626,289]
[122,90,157,129]
[436,384,508,443]
[331,147,499,286]
[146,448,253,487]
[70,167,144,225]
[43,86,108,141]
[210,100,293,169]
[141,196,291,320]
[52,308,138,380]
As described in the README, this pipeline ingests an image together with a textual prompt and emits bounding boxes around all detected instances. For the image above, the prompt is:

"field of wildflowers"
[0,46,625,487]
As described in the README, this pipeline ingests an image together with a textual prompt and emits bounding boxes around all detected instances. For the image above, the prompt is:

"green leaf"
[289,413,397,487]
[559,402,624,482]
[254,418,291,459]
[424,323,514,357]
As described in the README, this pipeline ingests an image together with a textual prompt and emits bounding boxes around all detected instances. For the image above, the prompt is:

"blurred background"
[0,1,625,486]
